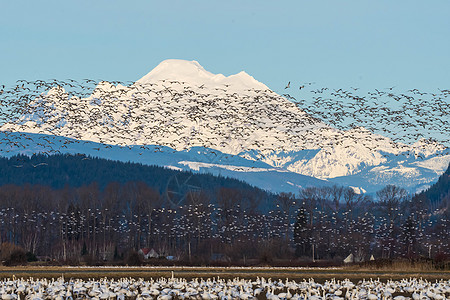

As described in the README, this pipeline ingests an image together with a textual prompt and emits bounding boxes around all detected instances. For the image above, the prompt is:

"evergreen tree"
[81,242,88,256]
[294,207,310,257]
[401,215,416,258]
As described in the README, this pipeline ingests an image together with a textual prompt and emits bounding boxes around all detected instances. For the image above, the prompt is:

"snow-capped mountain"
[1,59,449,193]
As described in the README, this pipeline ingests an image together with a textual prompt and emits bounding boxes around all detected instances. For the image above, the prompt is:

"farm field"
[0,266,449,281]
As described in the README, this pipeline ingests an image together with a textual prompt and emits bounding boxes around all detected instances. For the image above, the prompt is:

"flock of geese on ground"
[0,79,448,157]
[0,276,449,300]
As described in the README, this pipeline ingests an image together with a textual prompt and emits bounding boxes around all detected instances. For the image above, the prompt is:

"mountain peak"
[136,59,268,91]
[137,59,216,83]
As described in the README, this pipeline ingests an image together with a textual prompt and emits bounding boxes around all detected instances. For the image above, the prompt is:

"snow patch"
[178,161,287,173]
[413,155,450,174]
[349,186,366,194]
[165,165,183,171]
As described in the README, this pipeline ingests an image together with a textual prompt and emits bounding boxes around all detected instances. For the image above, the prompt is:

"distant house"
[344,253,354,264]
[344,253,367,263]
[138,248,159,259]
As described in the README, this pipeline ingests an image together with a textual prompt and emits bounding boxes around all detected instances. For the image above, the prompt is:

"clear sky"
[2,0,450,92]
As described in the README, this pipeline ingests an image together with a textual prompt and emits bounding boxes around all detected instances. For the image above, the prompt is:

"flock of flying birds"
[0,78,448,159]
[282,82,449,146]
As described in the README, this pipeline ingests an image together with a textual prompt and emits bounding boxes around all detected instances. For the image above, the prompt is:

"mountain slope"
[0,153,276,209]
[0,131,330,194]
[1,59,448,193]
[412,162,450,209]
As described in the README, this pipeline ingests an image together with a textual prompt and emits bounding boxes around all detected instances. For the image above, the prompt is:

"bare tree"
[276,192,297,241]
[376,185,408,258]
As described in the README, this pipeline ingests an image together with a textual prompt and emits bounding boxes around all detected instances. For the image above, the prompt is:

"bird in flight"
[285,82,290,89]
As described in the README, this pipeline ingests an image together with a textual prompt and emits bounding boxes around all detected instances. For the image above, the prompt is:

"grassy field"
[0,266,448,282]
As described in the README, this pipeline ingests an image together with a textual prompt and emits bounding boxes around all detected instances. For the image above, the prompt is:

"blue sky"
[2,0,449,93]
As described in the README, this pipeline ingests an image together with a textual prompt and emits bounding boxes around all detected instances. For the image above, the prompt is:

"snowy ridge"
[137,59,269,91]
[1,59,449,193]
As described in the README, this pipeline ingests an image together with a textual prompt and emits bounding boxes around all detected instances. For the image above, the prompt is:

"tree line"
[0,154,447,265]
[0,182,447,265]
